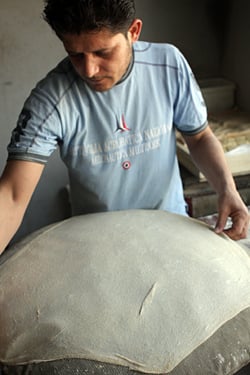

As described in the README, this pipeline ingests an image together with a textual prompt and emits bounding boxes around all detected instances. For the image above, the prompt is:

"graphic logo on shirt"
[122,161,131,170]
[115,114,131,132]
[13,109,31,143]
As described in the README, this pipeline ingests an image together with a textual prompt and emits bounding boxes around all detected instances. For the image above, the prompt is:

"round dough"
[0,210,250,373]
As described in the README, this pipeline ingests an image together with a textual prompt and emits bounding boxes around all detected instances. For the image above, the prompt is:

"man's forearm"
[0,160,44,255]
[184,127,237,196]
[0,193,26,255]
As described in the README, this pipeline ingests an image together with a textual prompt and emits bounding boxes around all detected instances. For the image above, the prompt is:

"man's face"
[62,20,142,92]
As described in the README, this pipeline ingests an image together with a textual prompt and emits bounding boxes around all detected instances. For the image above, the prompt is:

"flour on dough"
[0,210,250,373]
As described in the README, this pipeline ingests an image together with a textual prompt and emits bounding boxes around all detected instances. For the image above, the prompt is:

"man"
[0,0,249,255]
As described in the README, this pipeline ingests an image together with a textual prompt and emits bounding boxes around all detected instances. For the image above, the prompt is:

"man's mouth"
[86,77,107,83]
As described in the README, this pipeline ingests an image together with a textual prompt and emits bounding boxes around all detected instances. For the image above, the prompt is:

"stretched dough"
[0,210,250,373]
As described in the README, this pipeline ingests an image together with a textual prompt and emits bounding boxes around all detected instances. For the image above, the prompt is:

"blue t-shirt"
[8,41,207,216]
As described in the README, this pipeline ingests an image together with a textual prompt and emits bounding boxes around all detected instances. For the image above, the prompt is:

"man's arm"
[183,126,249,240]
[0,160,44,255]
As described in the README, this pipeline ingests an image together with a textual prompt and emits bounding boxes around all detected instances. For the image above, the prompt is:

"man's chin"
[85,78,114,92]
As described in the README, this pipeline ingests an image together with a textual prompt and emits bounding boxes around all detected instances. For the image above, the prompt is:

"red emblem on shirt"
[122,161,131,170]
[116,114,130,132]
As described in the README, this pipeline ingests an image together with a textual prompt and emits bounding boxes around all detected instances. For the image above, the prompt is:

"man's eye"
[95,51,111,58]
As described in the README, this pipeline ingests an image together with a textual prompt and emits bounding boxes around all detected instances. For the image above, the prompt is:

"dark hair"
[43,0,136,37]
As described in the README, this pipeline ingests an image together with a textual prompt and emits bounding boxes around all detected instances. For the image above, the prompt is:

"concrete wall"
[135,0,226,78]
[222,0,250,111]
[0,0,249,243]
[0,0,69,243]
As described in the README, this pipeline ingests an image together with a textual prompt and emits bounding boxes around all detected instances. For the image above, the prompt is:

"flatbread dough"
[0,210,250,373]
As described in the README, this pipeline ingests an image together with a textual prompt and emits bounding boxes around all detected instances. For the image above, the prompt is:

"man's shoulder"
[134,41,179,55]
[37,57,75,89]
[28,57,79,105]
[133,41,182,64]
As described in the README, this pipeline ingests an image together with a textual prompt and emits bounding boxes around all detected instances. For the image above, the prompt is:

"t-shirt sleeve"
[172,48,208,135]
[7,86,62,164]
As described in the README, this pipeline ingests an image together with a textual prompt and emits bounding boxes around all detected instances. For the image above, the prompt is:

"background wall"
[222,0,250,109]
[0,0,249,244]
[135,0,228,78]
[0,0,69,243]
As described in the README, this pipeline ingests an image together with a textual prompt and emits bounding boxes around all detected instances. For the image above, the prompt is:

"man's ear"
[128,19,143,42]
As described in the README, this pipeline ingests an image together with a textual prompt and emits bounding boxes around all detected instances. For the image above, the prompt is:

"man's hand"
[183,126,249,240]
[215,190,249,240]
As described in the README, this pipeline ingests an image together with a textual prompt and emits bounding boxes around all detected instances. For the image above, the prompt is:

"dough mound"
[0,210,250,373]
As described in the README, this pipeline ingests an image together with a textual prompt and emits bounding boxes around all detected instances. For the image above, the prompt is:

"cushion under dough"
[0,210,250,374]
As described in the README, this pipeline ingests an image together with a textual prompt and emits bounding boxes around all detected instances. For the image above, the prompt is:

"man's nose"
[83,55,99,78]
